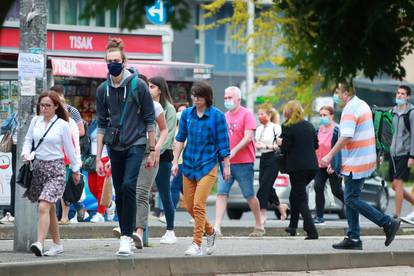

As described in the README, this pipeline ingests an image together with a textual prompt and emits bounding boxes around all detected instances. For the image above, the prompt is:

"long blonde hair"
[258,103,280,124]
[283,100,304,126]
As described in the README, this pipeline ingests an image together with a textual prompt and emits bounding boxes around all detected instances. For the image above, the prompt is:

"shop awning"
[50,57,213,82]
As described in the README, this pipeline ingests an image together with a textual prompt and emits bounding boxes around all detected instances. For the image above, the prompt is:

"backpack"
[1,112,17,135]
[373,108,394,153]
[79,120,91,157]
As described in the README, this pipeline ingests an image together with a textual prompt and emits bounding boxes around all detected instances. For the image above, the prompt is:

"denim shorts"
[217,163,255,199]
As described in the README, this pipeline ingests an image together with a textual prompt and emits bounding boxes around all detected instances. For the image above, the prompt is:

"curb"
[1,224,413,240]
[1,251,414,275]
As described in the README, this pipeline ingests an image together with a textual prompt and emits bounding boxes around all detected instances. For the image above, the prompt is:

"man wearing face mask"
[321,82,400,250]
[214,86,264,237]
[389,85,414,224]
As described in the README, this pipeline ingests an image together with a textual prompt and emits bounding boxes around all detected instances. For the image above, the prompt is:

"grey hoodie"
[390,103,414,157]
[96,68,155,151]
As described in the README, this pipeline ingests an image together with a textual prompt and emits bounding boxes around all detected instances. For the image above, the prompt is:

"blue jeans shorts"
[217,163,255,199]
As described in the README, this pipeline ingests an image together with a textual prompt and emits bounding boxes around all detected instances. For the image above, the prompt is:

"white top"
[154,101,163,118]
[255,122,282,153]
[22,115,80,172]
[91,128,108,157]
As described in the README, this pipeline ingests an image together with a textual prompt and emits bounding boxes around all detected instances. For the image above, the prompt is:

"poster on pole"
[17,53,44,78]
[0,150,12,206]
[19,78,36,96]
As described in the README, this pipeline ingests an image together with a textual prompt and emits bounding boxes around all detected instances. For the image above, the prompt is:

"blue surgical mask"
[396,98,407,106]
[333,94,341,105]
[107,62,123,77]
[224,100,235,110]
[319,117,330,126]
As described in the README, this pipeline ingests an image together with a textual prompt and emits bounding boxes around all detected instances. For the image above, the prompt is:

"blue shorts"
[217,163,255,199]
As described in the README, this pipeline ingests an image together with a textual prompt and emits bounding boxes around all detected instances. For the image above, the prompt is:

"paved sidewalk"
[1,236,414,275]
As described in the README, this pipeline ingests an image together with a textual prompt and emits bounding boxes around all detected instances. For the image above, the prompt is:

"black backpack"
[79,120,91,157]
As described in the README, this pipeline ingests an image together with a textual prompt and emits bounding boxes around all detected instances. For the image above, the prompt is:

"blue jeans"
[170,164,183,209]
[217,163,255,199]
[155,161,175,230]
[344,175,390,240]
[109,145,145,237]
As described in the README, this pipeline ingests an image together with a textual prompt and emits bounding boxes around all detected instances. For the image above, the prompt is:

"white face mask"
[224,100,235,110]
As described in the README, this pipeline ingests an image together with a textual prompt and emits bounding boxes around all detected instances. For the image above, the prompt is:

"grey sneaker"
[206,230,217,255]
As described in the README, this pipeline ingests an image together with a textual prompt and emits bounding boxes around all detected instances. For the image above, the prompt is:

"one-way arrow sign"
[146,0,167,25]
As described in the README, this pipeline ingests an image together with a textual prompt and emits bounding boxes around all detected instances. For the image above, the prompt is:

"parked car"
[226,157,389,220]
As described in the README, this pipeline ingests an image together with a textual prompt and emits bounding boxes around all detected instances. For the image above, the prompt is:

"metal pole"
[246,0,255,110]
[14,0,47,252]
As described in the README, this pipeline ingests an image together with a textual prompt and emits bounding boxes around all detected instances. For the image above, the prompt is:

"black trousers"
[288,170,317,236]
[314,168,344,218]
[256,152,280,209]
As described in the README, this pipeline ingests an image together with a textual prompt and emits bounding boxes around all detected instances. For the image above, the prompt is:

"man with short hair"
[390,85,414,223]
[214,86,264,237]
[321,82,401,250]
[50,84,85,137]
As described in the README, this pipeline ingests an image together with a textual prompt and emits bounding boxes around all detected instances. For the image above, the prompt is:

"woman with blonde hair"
[277,100,319,239]
[255,104,288,224]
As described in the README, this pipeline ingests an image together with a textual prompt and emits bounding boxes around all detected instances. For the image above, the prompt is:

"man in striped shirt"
[321,82,400,250]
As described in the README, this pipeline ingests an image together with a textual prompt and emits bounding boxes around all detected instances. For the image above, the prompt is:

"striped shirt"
[340,96,376,179]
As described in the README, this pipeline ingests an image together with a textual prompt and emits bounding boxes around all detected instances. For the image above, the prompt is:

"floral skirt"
[23,159,66,203]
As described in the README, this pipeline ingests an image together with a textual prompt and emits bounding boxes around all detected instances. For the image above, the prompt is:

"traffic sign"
[146,0,167,25]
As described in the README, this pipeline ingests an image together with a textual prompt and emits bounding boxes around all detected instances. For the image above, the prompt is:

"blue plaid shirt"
[176,106,230,181]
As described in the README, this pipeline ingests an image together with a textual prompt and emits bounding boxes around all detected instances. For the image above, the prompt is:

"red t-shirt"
[225,106,256,164]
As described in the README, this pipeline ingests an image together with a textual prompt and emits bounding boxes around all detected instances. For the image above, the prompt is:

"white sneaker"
[44,243,64,256]
[185,242,202,256]
[206,230,217,255]
[30,242,43,257]
[401,212,414,225]
[106,201,116,221]
[69,215,79,224]
[160,230,177,244]
[113,227,121,239]
[116,236,133,256]
[90,213,105,223]
[132,232,143,249]
[0,212,14,224]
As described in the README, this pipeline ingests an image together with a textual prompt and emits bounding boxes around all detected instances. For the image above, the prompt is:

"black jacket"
[280,120,319,173]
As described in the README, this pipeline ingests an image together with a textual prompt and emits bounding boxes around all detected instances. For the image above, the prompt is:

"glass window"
[64,0,78,25]
[110,8,117,27]
[48,0,61,24]
[78,0,90,26]
[95,11,106,27]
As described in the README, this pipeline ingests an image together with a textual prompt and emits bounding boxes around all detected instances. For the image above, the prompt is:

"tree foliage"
[80,0,191,31]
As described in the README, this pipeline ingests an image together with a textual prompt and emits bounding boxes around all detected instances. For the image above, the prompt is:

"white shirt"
[255,122,282,153]
[22,115,80,172]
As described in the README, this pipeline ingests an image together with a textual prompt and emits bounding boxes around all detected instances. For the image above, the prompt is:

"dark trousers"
[170,164,183,209]
[109,145,145,236]
[256,152,280,209]
[314,168,344,218]
[155,161,175,230]
[288,170,318,236]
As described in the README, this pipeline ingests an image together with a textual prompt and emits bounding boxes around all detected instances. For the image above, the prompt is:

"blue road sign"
[146,0,167,25]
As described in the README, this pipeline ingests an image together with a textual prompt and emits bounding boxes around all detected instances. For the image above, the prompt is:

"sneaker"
[116,236,133,256]
[132,232,143,249]
[384,218,401,246]
[401,212,414,225]
[332,237,363,250]
[0,212,14,224]
[113,227,121,239]
[90,213,105,223]
[160,230,177,244]
[185,242,202,256]
[248,228,265,237]
[106,201,116,221]
[158,215,166,224]
[30,242,43,257]
[69,216,78,224]
[313,217,325,225]
[206,230,217,255]
[44,243,64,256]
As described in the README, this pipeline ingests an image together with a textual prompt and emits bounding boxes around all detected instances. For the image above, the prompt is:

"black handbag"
[63,170,85,203]
[16,118,58,189]
[82,155,96,172]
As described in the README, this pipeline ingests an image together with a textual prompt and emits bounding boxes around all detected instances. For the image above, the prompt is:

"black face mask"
[107,62,123,76]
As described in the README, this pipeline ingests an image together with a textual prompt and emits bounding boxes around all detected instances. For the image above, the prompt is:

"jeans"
[288,170,318,236]
[314,168,344,218]
[257,152,280,209]
[109,145,145,237]
[183,166,217,246]
[170,164,183,209]
[155,161,175,230]
[344,175,390,240]
[217,163,255,199]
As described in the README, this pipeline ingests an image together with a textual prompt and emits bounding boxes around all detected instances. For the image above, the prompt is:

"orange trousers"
[183,166,217,246]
